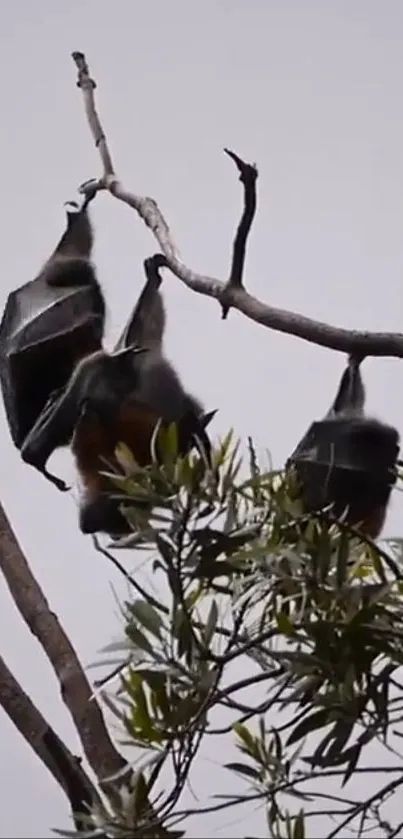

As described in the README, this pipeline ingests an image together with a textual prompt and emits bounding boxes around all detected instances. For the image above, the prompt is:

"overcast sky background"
[2,1,403,836]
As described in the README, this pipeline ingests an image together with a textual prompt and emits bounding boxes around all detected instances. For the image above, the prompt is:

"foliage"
[67,428,403,838]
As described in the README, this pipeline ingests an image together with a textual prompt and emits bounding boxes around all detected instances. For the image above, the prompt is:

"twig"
[72,51,114,177]
[71,51,180,260]
[72,51,403,360]
[326,775,403,839]
[0,653,101,828]
[221,148,258,319]
[92,534,166,614]
[0,502,130,804]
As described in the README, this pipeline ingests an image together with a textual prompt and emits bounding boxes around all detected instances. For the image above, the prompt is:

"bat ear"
[63,186,97,223]
[64,200,80,212]
[63,200,89,234]
[201,409,218,429]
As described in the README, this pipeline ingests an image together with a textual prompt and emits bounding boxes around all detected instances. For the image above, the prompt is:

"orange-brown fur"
[72,401,163,501]
[350,505,387,541]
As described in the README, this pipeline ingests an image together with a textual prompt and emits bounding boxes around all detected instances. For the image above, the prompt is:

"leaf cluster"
[74,427,403,838]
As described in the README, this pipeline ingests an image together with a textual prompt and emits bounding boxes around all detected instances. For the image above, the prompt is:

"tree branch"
[0,503,177,834]
[71,50,403,360]
[0,502,130,805]
[0,652,101,829]
[72,51,114,177]
[221,148,258,319]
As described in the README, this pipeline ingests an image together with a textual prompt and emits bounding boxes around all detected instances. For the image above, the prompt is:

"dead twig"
[72,50,403,360]
[73,51,114,177]
[221,148,258,319]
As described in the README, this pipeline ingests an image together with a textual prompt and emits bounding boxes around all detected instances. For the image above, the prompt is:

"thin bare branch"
[72,51,403,360]
[0,653,101,827]
[0,502,130,804]
[72,51,115,177]
[221,148,258,319]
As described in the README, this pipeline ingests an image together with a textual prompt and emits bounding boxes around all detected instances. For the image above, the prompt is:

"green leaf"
[146,752,166,793]
[275,611,295,636]
[139,670,170,718]
[324,720,354,763]
[315,525,331,582]
[225,761,260,779]
[270,727,283,761]
[292,810,306,839]
[215,429,235,467]
[130,682,160,742]
[99,639,131,654]
[185,586,202,611]
[368,543,387,583]
[156,533,176,564]
[204,599,218,646]
[173,607,193,661]
[286,709,330,747]
[115,441,138,471]
[100,690,126,722]
[336,531,350,588]
[129,600,164,639]
[52,831,98,838]
[132,771,149,818]
[342,743,361,786]
[233,722,256,753]
[157,421,180,466]
[125,625,155,656]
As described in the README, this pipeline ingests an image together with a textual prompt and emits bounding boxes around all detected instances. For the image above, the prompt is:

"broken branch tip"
[224,147,259,182]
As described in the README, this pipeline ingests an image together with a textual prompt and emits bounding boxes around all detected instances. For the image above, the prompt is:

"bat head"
[71,345,150,420]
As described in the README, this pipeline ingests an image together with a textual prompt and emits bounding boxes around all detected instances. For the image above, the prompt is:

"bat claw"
[43,469,70,493]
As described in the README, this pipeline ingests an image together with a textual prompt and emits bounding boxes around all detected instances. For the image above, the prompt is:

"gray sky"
[1,1,403,836]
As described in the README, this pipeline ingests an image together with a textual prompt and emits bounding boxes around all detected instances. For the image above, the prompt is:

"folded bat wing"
[114,255,164,352]
[114,256,217,462]
[0,276,103,448]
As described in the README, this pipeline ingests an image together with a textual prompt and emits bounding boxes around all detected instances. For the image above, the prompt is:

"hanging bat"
[0,191,105,484]
[287,354,400,538]
[20,254,217,536]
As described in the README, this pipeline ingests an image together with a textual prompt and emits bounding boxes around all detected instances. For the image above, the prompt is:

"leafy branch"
[82,425,403,838]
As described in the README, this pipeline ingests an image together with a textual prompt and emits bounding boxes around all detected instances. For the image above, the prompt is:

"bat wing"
[0,275,103,448]
[114,255,164,352]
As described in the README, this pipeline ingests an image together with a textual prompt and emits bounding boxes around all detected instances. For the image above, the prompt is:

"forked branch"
[72,51,403,360]
[0,505,172,830]
[0,653,101,828]
[0,503,129,806]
